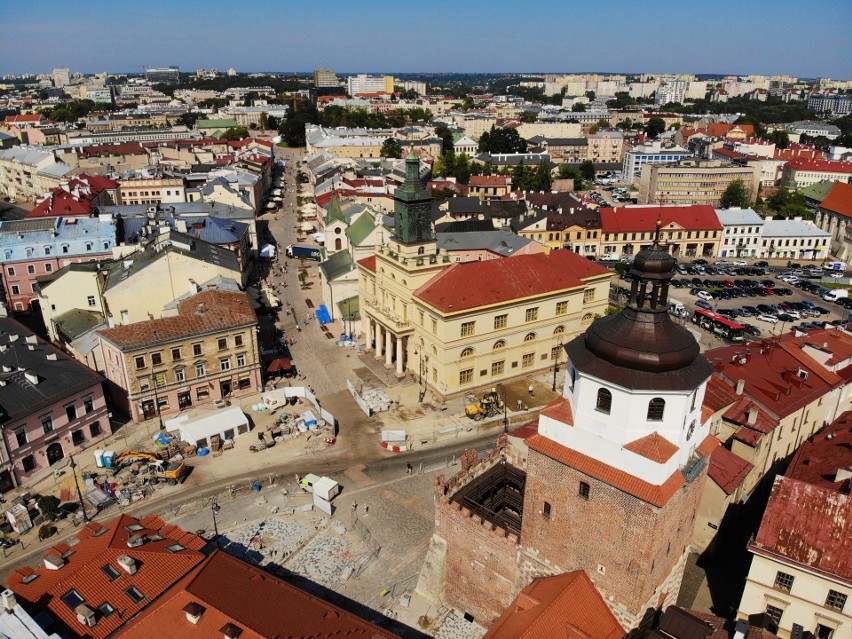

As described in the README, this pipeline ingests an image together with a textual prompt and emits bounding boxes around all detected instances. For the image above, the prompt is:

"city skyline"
[2,0,850,79]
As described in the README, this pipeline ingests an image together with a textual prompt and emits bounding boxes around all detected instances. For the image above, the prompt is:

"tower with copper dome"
[520,221,714,631]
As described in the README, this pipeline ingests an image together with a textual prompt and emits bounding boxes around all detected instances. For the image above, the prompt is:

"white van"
[601,252,621,261]
[823,289,849,302]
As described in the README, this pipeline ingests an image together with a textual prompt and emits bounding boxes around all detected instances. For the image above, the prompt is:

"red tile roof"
[539,396,574,425]
[624,431,679,463]
[708,446,754,495]
[98,290,257,349]
[356,255,377,273]
[599,204,723,233]
[749,475,851,582]
[5,514,205,639]
[819,181,852,219]
[4,114,45,124]
[527,434,685,507]
[785,411,852,492]
[484,571,624,639]
[785,158,852,174]
[116,549,399,639]
[705,123,755,138]
[703,376,740,413]
[414,249,609,314]
[27,175,118,218]
[509,418,540,441]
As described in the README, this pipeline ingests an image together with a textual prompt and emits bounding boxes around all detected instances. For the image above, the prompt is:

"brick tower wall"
[520,448,707,626]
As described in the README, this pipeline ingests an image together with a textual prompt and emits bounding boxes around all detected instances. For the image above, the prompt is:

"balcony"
[363,297,411,329]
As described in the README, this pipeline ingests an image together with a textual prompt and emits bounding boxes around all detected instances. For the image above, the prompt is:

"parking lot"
[613,259,851,341]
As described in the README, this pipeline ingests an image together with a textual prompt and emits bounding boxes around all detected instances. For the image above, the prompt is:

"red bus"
[691,309,746,342]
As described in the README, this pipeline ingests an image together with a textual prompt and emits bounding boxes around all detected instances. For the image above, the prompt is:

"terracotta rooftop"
[484,571,624,639]
[539,396,574,425]
[509,418,540,441]
[116,549,399,639]
[624,431,679,464]
[356,254,377,273]
[527,433,686,507]
[5,514,205,639]
[703,376,740,414]
[750,475,851,582]
[414,249,609,314]
[786,158,852,174]
[708,446,754,495]
[98,290,256,350]
[599,204,723,233]
[785,411,852,492]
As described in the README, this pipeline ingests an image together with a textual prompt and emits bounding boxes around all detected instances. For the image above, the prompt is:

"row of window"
[139,354,248,388]
[14,397,97,447]
[460,327,570,358]
[4,241,111,260]
[134,335,245,370]
[596,390,667,421]
[19,422,102,472]
[773,570,847,612]
[602,231,718,242]
[459,352,544,383]
[543,482,591,518]
[457,300,590,338]
[6,263,53,277]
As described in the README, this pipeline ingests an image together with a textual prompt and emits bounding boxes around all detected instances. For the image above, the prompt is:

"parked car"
[696,299,713,310]
[757,314,778,324]
[755,261,769,267]
[742,324,762,336]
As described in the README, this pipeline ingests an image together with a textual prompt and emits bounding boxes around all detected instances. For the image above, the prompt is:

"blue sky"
[2,0,850,79]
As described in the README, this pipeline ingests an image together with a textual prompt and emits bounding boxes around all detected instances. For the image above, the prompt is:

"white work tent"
[165,405,250,450]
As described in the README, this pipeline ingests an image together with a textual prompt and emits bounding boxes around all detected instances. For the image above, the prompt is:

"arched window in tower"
[493,340,506,350]
[418,246,425,255]
[596,388,612,414]
[461,347,474,358]
[647,398,665,421]
[686,420,696,441]
[524,333,536,342]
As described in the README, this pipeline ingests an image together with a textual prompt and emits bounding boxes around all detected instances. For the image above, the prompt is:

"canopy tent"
[259,244,276,259]
[165,405,250,450]
[300,222,316,232]
[267,357,295,375]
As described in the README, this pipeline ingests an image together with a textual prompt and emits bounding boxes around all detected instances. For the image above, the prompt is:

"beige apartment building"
[98,290,261,422]
[638,159,761,207]
[118,177,187,205]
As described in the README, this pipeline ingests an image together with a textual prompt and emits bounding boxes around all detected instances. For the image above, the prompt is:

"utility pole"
[68,455,89,523]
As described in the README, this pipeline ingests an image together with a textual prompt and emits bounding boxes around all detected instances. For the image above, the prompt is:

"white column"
[385,330,393,368]
[374,324,383,360]
[396,336,404,377]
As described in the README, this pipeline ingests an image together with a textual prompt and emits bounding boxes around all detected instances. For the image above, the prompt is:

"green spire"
[392,149,433,245]
[325,192,347,225]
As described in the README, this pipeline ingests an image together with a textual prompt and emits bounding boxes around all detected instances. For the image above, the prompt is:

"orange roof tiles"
[750,476,851,581]
[708,446,754,495]
[624,431,679,464]
[484,571,624,639]
[786,411,852,491]
[785,158,852,174]
[98,290,256,349]
[356,255,377,272]
[5,514,205,639]
[599,204,723,233]
[819,182,852,218]
[414,249,609,314]
[116,550,399,639]
[539,396,574,425]
[527,434,685,507]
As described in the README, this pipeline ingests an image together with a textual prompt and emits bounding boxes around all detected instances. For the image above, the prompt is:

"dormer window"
[647,398,665,421]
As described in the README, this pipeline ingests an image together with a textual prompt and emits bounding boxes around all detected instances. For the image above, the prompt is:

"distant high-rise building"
[227,68,238,77]
[144,66,180,83]
[51,68,70,88]
[346,74,394,95]
[313,69,338,88]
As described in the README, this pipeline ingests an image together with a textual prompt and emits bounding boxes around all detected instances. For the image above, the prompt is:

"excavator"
[464,389,505,421]
[111,451,189,485]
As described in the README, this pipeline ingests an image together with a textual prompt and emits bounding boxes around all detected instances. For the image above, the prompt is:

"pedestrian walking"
[528,384,534,397]
[406,462,412,474]
[363,504,369,516]
[351,501,357,512]
[517,399,523,411]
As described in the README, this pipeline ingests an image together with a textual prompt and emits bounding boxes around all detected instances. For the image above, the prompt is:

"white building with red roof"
[783,158,852,189]
[814,181,852,261]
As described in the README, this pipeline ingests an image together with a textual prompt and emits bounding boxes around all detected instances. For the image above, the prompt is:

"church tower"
[521,221,714,631]
[391,145,436,259]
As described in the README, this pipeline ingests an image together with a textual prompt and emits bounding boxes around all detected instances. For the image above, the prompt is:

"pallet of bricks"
[167,439,198,459]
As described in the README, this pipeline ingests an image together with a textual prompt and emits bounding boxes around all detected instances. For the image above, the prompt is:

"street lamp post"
[150,375,165,431]
[500,384,508,434]
[211,497,221,547]
[68,455,89,523]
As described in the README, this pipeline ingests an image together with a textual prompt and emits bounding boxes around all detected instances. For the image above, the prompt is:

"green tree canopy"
[478,126,528,154]
[381,137,403,159]
[571,102,587,112]
[767,129,790,149]
[280,98,319,147]
[720,179,751,208]
[557,164,585,190]
[434,124,454,156]
[645,117,666,138]
[579,160,596,182]
[221,126,250,140]
[765,188,810,219]
[176,112,200,129]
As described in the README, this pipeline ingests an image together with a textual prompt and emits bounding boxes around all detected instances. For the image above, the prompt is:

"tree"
[37,495,60,519]
[579,160,596,182]
[767,129,790,149]
[520,111,537,123]
[280,98,319,147]
[176,112,200,129]
[557,164,585,190]
[734,115,767,139]
[381,138,403,159]
[221,126,250,140]
[645,117,666,138]
[766,188,810,219]
[434,124,454,156]
[478,126,527,154]
[571,102,587,112]
[532,161,553,191]
[720,180,751,208]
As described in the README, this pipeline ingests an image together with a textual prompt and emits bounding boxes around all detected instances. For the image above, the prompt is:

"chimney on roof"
[733,619,749,639]
[1,589,16,612]
[76,603,97,628]
[735,379,745,395]
[43,554,65,570]
[117,554,138,574]
[220,622,243,639]
[183,602,206,624]
[747,406,758,425]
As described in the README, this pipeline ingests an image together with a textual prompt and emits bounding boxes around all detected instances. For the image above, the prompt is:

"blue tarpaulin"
[316,305,331,324]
